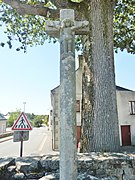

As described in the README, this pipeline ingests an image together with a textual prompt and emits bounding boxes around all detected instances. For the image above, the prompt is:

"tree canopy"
[7,110,49,127]
[114,0,135,53]
[7,109,21,127]
[0,0,134,53]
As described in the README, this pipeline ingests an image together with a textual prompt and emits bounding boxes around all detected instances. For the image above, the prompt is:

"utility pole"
[23,102,26,112]
[46,9,89,179]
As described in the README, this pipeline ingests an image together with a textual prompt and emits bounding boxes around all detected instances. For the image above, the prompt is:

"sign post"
[12,112,32,157]
[20,131,23,157]
[46,9,89,180]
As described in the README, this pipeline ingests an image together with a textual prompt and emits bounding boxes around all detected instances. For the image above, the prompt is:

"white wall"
[0,121,6,134]
[76,67,82,126]
[117,90,135,145]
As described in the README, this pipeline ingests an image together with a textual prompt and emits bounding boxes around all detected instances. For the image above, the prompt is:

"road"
[0,127,54,157]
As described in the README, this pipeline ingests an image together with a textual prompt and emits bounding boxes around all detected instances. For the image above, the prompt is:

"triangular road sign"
[12,112,32,131]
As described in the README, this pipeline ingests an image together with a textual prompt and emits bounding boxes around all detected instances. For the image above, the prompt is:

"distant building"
[4,112,12,120]
[0,113,7,134]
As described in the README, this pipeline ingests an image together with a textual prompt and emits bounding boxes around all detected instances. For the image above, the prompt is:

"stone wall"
[1,152,135,179]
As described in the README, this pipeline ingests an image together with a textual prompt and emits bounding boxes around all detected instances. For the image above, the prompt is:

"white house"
[50,86,60,150]
[116,86,135,146]
[0,113,7,134]
[50,57,135,150]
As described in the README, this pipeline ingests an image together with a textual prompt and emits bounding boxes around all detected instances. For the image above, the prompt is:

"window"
[76,100,80,112]
[129,101,135,115]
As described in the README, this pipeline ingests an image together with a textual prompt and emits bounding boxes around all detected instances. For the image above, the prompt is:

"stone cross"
[46,9,89,180]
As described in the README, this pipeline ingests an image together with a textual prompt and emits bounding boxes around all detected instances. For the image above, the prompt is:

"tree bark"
[81,0,120,152]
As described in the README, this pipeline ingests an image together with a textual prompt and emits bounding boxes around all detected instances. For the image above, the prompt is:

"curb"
[0,137,13,143]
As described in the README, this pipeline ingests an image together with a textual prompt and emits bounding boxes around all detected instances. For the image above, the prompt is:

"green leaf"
[44,1,57,9]
[16,48,20,51]
[0,43,5,47]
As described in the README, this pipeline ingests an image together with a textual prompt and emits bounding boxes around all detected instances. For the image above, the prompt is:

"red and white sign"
[12,112,32,131]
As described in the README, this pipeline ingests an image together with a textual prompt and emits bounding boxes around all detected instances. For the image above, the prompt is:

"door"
[76,126,81,147]
[121,125,131,146]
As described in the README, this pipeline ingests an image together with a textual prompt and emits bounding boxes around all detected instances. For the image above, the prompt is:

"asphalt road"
[0,127,54,157]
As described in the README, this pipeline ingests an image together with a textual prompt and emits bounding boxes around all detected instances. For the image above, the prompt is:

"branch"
[51,0,86,20]
[2,0,85,20]
[2,0,60,18]
[50,0,69,9]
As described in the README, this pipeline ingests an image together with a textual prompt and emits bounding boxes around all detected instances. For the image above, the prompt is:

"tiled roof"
[0,113,7,120]
[116,86,132,91]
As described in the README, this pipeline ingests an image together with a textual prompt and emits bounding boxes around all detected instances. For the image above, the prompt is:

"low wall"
[0,132,13,139]
[0,152,135,179]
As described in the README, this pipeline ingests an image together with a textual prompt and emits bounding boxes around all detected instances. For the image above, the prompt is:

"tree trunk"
[81,0,120,152]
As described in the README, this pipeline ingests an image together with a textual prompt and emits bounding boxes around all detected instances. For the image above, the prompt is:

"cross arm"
[45,20,89,37]
[74,21,89,35]
[45,20,60,38]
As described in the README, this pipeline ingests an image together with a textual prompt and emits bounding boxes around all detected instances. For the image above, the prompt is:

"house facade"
[0,113,7,134]
[50,58,135,150]
[50,86,60,150]
[116,87,135,146]
[50,57,82,150]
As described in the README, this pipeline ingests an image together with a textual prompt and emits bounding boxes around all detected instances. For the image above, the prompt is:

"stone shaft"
[59,9,77,180]
[45,9,89,180]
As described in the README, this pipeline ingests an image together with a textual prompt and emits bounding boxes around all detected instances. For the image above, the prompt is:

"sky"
[0,33,135,115]
[0,40,60,115]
